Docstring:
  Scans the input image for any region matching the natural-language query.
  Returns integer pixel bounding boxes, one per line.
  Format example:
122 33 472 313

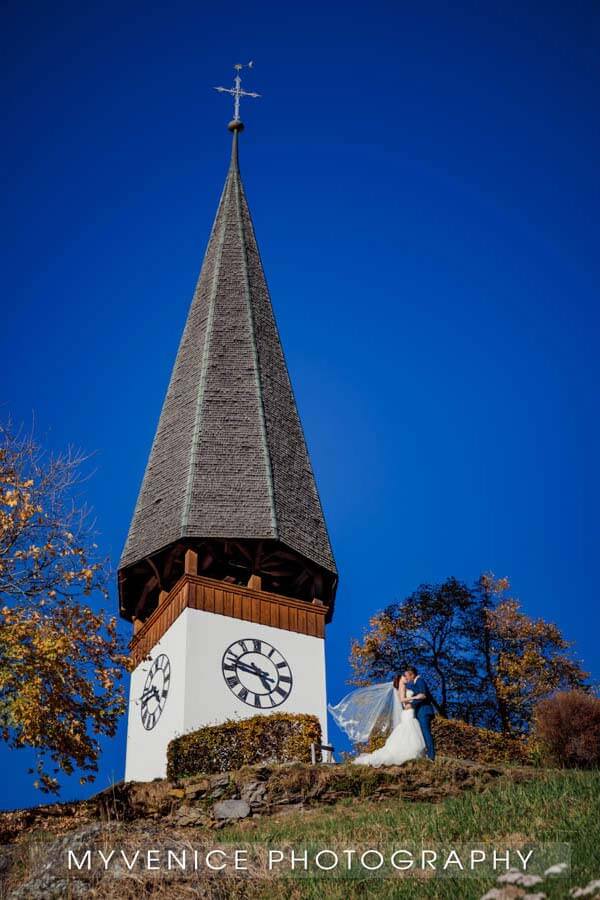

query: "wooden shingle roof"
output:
119 131 336 580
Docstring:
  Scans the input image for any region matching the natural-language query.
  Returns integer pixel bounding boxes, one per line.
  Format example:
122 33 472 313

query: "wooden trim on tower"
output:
129 573 326 666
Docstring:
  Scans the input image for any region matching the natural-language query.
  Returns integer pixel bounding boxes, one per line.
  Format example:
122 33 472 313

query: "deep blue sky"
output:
2 0 599 809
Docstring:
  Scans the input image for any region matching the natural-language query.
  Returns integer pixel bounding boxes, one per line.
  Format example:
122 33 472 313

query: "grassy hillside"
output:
0 763 598 898
218 769 598 899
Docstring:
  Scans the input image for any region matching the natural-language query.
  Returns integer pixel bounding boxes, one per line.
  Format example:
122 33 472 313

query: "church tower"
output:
120 68 337 781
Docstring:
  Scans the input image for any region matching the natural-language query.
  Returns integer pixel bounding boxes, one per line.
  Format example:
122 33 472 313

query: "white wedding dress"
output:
352 689 426 767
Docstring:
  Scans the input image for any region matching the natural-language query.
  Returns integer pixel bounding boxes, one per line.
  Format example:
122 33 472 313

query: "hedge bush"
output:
361 716 530 765
167 713 321 780
532 690 600 768
432 716 530 764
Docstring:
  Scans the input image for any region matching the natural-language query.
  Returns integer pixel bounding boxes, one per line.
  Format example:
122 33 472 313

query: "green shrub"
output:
167 713 321 780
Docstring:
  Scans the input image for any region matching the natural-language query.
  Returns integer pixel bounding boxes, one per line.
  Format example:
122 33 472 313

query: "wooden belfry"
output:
118 77 337 663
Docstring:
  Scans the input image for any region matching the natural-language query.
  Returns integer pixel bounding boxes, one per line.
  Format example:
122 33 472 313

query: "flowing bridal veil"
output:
328 682 426 767
328 682 400 743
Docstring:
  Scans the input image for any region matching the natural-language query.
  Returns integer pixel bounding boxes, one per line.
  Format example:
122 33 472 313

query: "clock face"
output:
140 653 171 731
222 639 293 709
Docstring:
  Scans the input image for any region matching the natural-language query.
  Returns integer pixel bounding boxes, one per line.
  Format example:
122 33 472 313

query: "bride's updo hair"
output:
393 673 402 690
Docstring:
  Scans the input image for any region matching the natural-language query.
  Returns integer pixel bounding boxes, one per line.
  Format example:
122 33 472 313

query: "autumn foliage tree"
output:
351 572 587 735
0 423 129 793
349 578 474 718
464 574 587 733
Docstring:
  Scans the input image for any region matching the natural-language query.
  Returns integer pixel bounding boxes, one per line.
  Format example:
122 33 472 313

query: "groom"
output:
404 665 436 760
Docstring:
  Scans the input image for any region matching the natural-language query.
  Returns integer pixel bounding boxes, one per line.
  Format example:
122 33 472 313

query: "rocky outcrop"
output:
0 757 536 844
0 758 537 897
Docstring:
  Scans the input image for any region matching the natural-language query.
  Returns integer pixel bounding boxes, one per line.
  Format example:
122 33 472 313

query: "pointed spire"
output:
119 117 337 619
229 126 241 172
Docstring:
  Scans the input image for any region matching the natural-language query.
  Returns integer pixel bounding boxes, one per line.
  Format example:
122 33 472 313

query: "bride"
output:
328 674 426 767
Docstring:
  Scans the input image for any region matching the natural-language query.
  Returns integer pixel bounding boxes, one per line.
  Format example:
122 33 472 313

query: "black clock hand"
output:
140 686 160 704
248 661 275 688
234 660 275 683
224 654 274 681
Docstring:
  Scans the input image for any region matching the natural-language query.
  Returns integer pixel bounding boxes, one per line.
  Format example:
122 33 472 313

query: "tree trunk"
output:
482 617 511 733
431 654 448 717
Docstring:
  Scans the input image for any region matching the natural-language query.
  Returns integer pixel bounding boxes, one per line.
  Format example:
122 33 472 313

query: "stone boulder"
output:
212 799 251 820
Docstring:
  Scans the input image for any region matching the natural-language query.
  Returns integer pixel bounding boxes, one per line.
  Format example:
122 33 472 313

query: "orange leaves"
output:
0 600 128 786
0 422 129 794
472 577 588 733
349 572 588 736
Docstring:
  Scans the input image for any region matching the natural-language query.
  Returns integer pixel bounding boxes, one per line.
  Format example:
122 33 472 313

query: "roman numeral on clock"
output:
221 639 293 709
140 653 171 730
142 710 156 729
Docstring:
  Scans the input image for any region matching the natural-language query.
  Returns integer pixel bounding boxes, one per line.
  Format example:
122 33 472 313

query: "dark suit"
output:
407 675 436 760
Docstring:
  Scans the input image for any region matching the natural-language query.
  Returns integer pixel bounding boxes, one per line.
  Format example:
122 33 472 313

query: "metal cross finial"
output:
214 61 261 123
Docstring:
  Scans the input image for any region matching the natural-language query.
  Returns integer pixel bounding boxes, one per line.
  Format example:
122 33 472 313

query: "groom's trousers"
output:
417 710 436 760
